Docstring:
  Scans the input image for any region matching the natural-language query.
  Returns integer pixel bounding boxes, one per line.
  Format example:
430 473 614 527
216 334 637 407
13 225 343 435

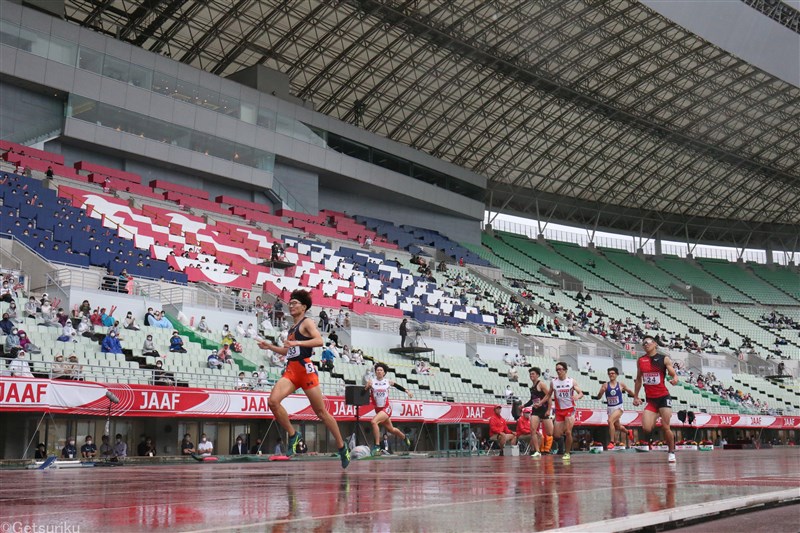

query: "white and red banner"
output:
2 378 799 428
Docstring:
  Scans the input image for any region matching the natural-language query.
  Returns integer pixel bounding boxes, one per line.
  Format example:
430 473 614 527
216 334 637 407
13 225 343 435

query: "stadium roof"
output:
63 0 800 248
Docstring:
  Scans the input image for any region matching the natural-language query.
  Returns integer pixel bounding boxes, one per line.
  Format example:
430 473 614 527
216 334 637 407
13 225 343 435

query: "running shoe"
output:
287 432 301 456
607 443 615 450
627 429 635 442
371 444 381 456
562 453 570 461
404 434 412 448
338 445 351 469
667 452 676 463
531 451 541 458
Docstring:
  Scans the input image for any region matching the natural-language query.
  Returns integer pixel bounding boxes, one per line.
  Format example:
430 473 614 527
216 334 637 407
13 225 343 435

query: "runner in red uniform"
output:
365 363 414 455
536 362 583 461
258 289 350 468
633 335 679 463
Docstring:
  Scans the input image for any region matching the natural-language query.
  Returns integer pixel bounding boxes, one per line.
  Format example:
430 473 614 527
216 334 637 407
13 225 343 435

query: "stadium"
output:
0 0 798 531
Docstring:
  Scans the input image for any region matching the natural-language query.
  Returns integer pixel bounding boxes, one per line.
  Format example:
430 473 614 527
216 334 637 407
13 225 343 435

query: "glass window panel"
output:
47 35 77 66
17 26 49 57
151 71 176 97
240 102 257 125
102 55 129 83
276 114 294 137
0 20 21 48
128 64 152 89
257 108 276 131
218 95 240 117
197 86 219 110
77 46 103 74
173 78 197 103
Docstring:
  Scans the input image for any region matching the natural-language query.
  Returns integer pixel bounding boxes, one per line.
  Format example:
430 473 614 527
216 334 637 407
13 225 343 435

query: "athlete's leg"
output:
304 386 345 448
553 420 565 439
530 416 542 452
659 407 675 452
268 378 299 436
563 417 575 453
378 416 405 440
609 409 623 444
542 419 554 452
371 411 389 445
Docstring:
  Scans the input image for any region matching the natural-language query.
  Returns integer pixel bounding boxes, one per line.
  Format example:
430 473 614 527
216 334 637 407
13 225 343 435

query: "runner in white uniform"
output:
536 362 583 461
366 363 413 455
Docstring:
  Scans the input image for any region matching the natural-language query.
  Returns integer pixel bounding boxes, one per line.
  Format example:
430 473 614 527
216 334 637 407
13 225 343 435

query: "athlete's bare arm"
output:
296 319 324 349
258 340 288 355
593 383 608 401
633 366 643 406
663 356 679 385
621 382 636 397
572 382 584 402
537 382 555 407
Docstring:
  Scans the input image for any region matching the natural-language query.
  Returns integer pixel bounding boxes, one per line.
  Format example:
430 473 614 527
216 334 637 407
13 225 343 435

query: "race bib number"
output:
556 388 571 400
287 345 300 358
304 362 316 374
643 373 661 386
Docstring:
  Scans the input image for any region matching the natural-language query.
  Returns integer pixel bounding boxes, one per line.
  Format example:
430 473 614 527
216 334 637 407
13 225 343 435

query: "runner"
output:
522 366 552 458
535 362 583 461
365 363 414 455
633 335 679 463
593 367 636 449
258 289 350 468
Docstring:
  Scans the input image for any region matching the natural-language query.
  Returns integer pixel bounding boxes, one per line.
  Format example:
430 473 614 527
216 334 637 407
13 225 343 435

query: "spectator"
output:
230 436 248 455
123 312 140 331
153 360 174 386
99 435 113 459
245 323 257 338
274 437 283 455
144 308 156 326
197 316 210 333
57 322 77 343
197 433 213 457
65 354 83 380
505 385 515 403
151 311 172 328
508 365 519 382
142 335 160 358
235 321 246 338
24 296 38 319
81 436 97 459
250 438 264 455
78 316 94 339
51 354 70 379
236 372 253 391
516 408 532 451
100 306 116 327
218 344 233 364
180 434 195 455
0 281 13 303
399 318 408 348
34 443 47 459
61 438 78 459
4 328 20 353
415 360 432 375
350 348 365 365
328 329 339 346
112 434 127 460
6 301 18 322
8 350 33 377
318 309 330 332
169 331 187 353
320 343 336 372
256 365 269 388
474 353 488 368
488 405 517 456
207 351 223 370
101 332 123 354
0 312 14 335
138 436 156 457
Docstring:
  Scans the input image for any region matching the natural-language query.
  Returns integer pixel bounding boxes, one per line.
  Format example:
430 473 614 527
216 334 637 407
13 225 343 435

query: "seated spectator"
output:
245 323 257 338
81 436 97 459
230 436 248 455
138 436 156 457
4 328 20 353
51 354 70 379
17 330 40 354
101 332 123 354
415 360 432 375
516 408 532 450
221 325 234 345
197 316 210 333
65 354 83 380
8 350 33 377
488 405 517 455
123 312 140 331
144 307 156 326
153 360 174 386
235 321 246 338
180 434 194 455
34 443 47 459
328 329 339 346
236 372 253 391
218 344 233 364
61 438 77 459
6 301 18 322
101 268 119 292
504 385 515 403
268 349 284 368
0 280 13 303
256 365 269 388
169 331 187 353
24 296 38 319
340 344 352 363
57 322 77 343
503 352 516 368
0 312 14 335
474 353 488 367
100 306 117 327
508 365 519 382
142 335 160 358
207 351 223 370
99 435 113 459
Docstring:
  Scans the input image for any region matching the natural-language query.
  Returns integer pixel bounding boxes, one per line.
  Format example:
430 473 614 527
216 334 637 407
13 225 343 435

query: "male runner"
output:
633 335 679 463
365 363 414 455
593 367 635 449
522 366 552 457
259 289 350 468
536 362 583 460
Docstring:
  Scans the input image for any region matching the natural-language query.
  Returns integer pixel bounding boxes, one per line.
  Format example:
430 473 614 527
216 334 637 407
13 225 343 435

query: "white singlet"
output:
371 378 391 409
552 377 575 410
